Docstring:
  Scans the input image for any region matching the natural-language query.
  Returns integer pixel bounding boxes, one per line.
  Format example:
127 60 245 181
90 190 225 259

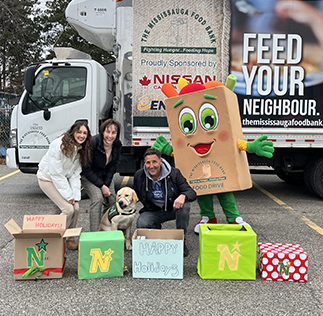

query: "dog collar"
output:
123 209 136 215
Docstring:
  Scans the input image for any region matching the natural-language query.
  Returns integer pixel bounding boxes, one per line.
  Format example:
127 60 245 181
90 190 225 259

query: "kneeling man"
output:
134 148 197 257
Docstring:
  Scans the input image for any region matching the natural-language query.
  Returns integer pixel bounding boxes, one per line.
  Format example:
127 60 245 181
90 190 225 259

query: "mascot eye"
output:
199 103 219 131
179 108 197 135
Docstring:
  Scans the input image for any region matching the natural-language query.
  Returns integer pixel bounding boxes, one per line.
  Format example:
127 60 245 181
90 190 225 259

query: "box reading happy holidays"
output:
197 224 257 280
4 215 81 280
132 229 184 279
78 231 124 280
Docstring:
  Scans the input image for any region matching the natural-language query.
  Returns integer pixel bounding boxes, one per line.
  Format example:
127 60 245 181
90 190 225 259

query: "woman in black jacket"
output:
82 119 122 231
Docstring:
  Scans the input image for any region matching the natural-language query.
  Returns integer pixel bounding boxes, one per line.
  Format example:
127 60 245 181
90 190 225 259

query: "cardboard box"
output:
258 243 308 282
78 231 124 280
132 229 184 279
4 215 81 280
197 224 257 280
164 85 252 195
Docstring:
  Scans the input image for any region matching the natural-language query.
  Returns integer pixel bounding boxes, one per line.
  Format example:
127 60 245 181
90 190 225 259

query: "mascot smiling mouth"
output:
191 141 215 155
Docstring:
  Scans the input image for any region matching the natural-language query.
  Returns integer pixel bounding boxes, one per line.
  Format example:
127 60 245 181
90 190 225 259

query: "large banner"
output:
133 0 323 129
133 0 231 123
230 0 323 129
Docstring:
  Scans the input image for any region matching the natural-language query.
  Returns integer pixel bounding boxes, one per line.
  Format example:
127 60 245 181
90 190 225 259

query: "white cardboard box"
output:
132 229 184 279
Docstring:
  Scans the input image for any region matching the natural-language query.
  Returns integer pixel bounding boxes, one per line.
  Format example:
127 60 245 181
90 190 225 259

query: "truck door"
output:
16 63 92 173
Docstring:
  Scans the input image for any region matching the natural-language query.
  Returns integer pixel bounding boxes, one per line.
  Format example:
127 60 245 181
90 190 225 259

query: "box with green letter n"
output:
197 224 257 280
78 231 124 280
4 215 81 280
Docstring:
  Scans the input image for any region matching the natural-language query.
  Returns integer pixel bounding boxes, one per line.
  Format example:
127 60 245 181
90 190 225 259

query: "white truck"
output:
6 0 323 198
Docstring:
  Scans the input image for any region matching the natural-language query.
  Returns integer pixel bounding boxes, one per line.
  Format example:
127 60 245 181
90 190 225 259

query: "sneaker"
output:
66 239 78 250
194 216 217 234
229 216 250 226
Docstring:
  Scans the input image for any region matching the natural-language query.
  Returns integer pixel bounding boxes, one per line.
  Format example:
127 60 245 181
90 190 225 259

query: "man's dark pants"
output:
136 201 190 240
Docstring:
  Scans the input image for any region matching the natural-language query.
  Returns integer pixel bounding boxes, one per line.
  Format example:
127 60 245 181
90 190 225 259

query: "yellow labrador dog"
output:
99 187 138 250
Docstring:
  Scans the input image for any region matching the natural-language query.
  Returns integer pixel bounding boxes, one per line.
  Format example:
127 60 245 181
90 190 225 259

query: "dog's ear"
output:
132 189 139 204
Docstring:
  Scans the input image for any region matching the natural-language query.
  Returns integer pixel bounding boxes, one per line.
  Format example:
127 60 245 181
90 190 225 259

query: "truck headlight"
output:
9 128 17 147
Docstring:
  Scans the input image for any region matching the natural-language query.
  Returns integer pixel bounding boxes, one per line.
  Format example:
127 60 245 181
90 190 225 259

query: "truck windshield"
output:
23 67 87 114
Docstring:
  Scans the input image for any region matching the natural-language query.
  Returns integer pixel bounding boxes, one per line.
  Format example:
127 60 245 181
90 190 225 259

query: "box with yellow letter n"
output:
197 224 257 280
78 231 124 280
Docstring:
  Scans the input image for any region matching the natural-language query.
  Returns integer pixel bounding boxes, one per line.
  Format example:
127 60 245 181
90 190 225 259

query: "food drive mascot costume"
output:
153 75 274 234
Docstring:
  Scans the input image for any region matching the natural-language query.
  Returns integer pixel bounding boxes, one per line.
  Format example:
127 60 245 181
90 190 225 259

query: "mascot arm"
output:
238 135 275 159
152 135 174 156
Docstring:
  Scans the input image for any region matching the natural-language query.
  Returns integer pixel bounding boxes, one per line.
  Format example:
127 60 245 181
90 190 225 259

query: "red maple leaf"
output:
139 76 151 86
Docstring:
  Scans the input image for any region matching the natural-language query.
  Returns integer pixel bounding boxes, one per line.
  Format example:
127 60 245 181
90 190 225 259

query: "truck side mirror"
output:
43 109 51 121
24 65 38 94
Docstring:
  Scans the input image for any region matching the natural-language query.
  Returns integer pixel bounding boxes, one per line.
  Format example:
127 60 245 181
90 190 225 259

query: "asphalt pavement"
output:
0 164 322 316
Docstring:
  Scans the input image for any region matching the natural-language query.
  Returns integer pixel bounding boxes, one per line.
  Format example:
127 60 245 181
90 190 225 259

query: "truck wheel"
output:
308 157 323 199
275 168 304 185
304 160 316 195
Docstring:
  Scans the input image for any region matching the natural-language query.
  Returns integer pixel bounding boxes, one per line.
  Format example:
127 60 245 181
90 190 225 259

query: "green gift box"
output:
197 224 257 280
78 231 124 280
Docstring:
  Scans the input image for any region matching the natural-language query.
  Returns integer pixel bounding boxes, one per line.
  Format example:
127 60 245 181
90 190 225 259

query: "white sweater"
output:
37 136 82 201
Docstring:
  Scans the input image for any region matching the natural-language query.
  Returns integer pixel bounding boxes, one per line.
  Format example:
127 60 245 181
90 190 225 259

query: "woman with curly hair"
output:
37 120 92 250
82 118 122 231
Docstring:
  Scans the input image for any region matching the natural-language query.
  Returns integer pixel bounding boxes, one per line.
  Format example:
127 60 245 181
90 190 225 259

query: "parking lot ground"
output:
0 166 322 315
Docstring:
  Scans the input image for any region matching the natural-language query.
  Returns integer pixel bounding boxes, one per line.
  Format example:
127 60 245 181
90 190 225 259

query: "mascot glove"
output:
247 135 275 159
152 136 173 156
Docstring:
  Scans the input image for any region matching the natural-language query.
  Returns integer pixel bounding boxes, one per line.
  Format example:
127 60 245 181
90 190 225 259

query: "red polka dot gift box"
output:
258 243 308 282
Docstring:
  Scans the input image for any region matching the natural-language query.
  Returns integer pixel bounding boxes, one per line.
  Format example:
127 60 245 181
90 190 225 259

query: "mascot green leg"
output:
195 192 247 233
195 194 217 234
197 194 216 219
197 192 241 223
216 192 241 223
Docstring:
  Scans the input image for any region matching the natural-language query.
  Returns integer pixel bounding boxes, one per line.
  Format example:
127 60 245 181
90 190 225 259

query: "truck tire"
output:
308 157 323 199
304 160 316 195
275 168 304 186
